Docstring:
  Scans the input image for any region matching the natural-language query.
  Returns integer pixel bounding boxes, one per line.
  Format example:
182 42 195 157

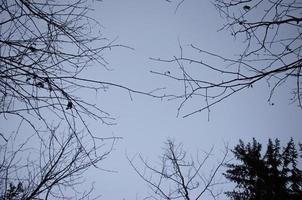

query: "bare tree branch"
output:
155 0 302 118
0 0 166 198
0 127 115 199
128 139 229 200
0 0 167 141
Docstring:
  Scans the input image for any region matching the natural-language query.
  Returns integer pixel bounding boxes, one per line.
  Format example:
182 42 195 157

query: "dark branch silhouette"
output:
0 0 166 139
0 0 166 198
0 128 116 199
155 0 302 118
128 139 228 200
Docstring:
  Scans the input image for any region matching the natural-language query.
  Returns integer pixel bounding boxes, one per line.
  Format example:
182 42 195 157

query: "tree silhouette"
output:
0 130 115 199
0 0 163 198
0 0 163 138
155 0 302 118
128 139 228 200
224 138 302 200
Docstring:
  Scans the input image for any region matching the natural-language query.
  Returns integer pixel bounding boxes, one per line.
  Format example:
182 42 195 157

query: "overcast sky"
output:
76 0 302 199
1 0 301 199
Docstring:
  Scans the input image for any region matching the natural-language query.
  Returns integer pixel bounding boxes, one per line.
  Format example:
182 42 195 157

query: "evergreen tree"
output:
224 138 302 200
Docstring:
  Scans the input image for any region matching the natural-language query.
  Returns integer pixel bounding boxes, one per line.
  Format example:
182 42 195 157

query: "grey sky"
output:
1 0 301 199
79 0 302 199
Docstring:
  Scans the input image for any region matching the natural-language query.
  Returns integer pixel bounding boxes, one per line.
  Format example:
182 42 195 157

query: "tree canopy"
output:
224 138 302 200
0 0 159 198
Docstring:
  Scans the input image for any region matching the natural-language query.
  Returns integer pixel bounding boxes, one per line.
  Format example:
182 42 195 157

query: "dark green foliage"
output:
224 138 302 200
